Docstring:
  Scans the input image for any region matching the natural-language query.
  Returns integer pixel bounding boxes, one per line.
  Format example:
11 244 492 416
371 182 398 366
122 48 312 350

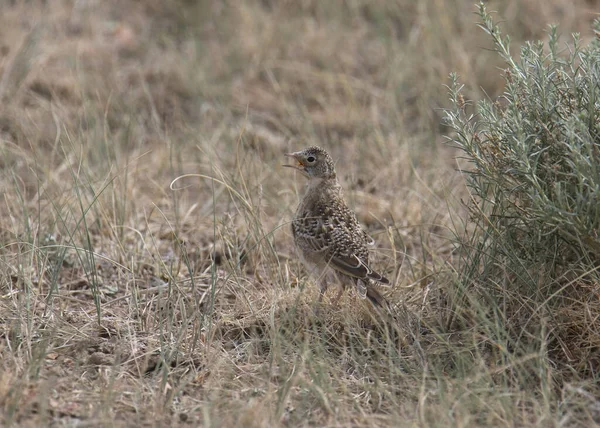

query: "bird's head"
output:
283 146 336 180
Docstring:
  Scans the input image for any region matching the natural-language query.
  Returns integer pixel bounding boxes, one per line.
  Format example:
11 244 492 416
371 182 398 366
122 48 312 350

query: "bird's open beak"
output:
283 152 307 174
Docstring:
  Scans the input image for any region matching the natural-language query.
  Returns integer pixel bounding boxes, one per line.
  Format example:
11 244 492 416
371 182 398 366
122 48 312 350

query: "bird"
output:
284 145 391 308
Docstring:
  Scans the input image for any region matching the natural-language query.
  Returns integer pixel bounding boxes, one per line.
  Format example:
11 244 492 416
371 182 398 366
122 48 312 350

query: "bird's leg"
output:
318 280 328 304
333 284 345 307
311 280 327 317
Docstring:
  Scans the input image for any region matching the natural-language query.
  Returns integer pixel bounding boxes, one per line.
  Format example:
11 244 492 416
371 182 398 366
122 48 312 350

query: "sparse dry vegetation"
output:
1 0 598 426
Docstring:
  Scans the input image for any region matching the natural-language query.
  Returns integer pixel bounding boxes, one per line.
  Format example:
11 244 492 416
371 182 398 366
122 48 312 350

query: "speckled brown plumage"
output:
284 146 390 307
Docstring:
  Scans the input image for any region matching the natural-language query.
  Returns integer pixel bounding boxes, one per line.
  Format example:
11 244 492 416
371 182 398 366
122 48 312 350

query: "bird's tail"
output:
365 286 389 309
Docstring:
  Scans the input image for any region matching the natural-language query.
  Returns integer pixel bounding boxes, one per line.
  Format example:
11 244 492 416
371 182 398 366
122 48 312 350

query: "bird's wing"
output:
328 210 390 285
328 252 390 285
361 229 375 246
293 202 390 285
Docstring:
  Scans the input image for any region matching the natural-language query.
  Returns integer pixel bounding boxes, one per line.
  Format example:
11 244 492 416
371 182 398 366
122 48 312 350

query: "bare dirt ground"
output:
0 1 597 426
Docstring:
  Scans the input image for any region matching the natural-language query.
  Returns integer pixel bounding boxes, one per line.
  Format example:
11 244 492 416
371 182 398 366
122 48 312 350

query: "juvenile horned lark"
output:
284 146 390 307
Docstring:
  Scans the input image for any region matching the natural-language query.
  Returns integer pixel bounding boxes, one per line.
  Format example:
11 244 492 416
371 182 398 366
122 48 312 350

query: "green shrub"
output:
447 4 600 268
444 3 600 380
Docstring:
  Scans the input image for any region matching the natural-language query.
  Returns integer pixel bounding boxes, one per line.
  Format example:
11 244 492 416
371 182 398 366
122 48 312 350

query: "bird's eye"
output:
307 156 316 163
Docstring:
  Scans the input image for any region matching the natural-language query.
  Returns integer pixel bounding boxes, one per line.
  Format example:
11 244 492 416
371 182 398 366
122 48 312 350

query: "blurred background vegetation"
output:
1 0 599 426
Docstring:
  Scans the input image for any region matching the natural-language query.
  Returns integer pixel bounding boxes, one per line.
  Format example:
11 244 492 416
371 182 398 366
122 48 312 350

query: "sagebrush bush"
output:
447 4 600 269
444 3 600 379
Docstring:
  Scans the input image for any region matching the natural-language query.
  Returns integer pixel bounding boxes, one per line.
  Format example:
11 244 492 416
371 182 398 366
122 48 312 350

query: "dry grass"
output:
0 0 598 426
